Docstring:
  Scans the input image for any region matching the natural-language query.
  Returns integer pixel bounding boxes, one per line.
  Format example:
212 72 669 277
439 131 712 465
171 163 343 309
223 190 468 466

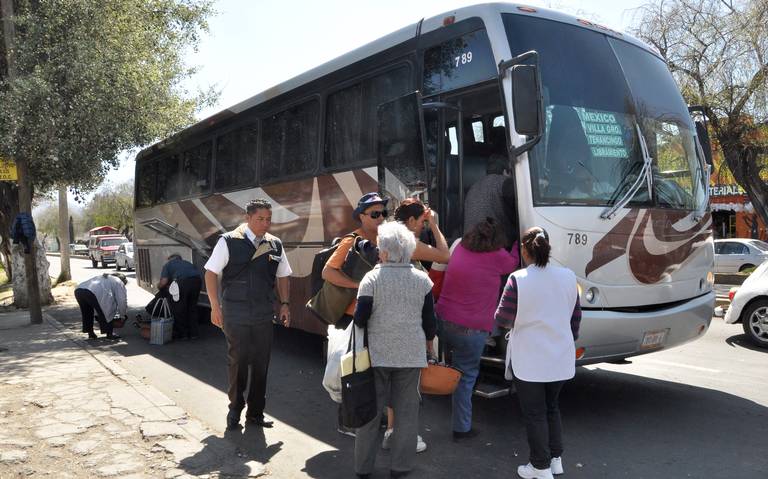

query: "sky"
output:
99 0 647 192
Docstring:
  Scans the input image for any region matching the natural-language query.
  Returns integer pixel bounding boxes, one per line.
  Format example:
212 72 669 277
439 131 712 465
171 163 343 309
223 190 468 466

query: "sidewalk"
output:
0 311 266 478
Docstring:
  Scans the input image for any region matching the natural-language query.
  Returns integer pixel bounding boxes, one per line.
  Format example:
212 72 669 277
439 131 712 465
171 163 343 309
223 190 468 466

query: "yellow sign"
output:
0 158 18 181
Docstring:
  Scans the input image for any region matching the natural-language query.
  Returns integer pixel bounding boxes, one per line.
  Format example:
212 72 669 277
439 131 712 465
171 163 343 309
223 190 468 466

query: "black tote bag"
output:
340 325 377 428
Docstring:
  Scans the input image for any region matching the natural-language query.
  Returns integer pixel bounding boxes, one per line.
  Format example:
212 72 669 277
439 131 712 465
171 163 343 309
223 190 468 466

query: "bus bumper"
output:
576 291 715 365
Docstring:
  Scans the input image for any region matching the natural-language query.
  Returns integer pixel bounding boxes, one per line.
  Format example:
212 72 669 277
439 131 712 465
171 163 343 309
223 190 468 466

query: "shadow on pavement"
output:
724 333 768 353
42 303 768 478
178 426 282 477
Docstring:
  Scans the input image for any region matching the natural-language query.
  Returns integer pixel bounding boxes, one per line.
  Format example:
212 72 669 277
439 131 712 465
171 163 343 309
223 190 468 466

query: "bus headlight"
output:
585 287 598 304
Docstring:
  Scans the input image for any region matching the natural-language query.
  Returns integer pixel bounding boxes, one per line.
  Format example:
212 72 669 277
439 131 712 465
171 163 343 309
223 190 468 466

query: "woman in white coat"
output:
495 227 581 479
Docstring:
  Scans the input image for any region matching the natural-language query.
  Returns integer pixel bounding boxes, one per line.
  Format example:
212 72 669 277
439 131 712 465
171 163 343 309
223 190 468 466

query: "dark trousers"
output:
514 376 566 470
74 288 112 336
223 320 274 419
171 277 202 338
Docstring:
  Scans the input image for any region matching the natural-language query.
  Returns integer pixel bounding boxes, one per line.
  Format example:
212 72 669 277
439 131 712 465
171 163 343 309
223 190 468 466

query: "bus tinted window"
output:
261 100 319 180
156 156 179 203
422 29 496 95
325 83 363 168
136 160 156 208
325 65 411 169
215 124 258 189
180 141 211 197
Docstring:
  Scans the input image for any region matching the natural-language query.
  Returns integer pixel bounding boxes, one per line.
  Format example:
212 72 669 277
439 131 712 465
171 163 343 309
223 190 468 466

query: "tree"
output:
0 0 216 308
82 181 135 239
632 0 768 225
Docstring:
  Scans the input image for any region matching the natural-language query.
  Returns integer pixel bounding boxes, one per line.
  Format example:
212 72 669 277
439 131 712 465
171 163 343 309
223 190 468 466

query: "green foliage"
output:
33 202 60 237
82 180 134 234
0 0 217 195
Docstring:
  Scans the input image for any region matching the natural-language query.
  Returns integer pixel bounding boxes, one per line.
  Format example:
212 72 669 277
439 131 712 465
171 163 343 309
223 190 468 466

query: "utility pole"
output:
2 0 43 324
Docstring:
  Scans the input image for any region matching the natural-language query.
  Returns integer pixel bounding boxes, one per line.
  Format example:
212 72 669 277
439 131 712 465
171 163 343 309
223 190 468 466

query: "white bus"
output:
134 3 714 372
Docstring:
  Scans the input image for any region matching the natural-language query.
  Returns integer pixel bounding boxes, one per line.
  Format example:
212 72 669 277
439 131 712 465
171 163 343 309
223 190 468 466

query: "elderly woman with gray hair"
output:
353 221 437 479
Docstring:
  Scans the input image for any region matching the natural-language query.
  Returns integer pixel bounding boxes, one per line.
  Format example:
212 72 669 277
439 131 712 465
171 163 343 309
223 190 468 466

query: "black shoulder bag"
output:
340 325 377 428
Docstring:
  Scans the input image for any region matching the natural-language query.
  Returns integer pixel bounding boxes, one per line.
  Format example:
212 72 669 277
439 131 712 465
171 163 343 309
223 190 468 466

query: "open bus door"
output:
376 92 430 205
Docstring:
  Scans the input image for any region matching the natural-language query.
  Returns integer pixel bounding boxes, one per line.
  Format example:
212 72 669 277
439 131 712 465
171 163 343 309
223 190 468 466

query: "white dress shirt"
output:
204 226 292 278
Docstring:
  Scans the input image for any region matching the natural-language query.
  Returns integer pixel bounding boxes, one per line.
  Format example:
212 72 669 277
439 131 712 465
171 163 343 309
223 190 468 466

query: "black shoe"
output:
105 334 121 341
226 410 242 430
87 332 98 339
391 470 410 478
246 416 274 428
452 428 479 441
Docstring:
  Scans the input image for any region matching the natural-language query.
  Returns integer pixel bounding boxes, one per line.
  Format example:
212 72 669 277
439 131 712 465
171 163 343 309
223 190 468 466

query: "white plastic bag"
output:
169 280 180 302
322 322 366 403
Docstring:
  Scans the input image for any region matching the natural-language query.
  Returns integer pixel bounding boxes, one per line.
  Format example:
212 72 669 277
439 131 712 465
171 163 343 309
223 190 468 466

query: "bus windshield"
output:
503 14 706 211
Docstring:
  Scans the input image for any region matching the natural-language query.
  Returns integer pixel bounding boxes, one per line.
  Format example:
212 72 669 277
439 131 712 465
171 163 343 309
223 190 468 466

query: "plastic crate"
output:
149 318 173 345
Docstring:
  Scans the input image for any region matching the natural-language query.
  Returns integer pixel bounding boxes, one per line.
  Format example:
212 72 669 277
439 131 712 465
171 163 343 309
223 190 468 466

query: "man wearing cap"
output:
322 192 388 331
204 199 292 430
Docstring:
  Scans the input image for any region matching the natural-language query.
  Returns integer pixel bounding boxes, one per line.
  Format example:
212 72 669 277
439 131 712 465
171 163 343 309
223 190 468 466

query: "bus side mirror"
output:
499 50 544 158
511 65 542 137
694 120 713 170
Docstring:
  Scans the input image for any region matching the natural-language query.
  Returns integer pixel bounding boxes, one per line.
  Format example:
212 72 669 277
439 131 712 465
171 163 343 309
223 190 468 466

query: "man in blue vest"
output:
204 199 292 430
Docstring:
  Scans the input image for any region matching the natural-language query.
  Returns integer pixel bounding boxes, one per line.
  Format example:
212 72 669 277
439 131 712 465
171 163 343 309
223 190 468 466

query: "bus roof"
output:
137 2 654 160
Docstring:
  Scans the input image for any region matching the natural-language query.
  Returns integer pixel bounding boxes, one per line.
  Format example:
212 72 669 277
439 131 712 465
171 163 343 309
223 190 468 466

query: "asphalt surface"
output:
46 255 768 478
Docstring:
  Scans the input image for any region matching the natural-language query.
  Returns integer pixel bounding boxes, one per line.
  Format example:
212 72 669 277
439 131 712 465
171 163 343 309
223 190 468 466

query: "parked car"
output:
723 261 768 348
88 235 128 268
69 243 88 256
114 242 134 271
713 238 768 273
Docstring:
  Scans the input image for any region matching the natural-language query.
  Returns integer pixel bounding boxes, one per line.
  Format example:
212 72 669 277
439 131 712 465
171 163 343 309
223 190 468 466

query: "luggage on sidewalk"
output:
149 297 174 345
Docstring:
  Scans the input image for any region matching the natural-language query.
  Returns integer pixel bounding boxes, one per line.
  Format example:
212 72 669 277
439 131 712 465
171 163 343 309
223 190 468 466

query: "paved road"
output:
45 255 768 478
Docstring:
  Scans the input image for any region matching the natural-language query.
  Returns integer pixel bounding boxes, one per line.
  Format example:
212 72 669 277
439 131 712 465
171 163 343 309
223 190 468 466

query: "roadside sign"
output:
0 158 18 181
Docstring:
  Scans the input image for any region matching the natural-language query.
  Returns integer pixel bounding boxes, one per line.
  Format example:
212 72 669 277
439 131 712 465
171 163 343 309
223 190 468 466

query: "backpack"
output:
309 233 356 296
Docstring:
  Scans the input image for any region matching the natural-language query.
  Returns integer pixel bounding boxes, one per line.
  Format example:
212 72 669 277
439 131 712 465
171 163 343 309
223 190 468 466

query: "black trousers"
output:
74 288 112 336
514 376 566 470
223 320 274 419
170 277 202 338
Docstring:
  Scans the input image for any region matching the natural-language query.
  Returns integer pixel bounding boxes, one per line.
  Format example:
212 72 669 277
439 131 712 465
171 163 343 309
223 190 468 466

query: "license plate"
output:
640 329 668 350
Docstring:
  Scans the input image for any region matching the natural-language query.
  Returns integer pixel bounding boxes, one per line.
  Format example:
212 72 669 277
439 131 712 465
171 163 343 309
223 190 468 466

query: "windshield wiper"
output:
601 122 654 219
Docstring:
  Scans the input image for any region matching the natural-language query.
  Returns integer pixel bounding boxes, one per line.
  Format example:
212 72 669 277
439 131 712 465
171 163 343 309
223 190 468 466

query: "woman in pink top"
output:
436 218 519 439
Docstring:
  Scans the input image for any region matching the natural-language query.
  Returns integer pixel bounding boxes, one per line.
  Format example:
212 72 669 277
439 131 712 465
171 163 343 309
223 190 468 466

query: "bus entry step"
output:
473 381 512 399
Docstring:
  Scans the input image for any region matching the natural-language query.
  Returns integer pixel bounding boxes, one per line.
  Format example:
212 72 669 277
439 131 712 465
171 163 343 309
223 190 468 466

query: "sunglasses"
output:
363 210 388 219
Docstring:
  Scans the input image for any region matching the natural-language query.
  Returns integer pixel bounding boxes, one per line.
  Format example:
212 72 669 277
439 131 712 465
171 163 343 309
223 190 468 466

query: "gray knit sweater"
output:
357 264 433 368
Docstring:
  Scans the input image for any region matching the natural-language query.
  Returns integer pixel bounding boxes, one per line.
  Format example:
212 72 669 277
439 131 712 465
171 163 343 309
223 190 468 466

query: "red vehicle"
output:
88 234 128 268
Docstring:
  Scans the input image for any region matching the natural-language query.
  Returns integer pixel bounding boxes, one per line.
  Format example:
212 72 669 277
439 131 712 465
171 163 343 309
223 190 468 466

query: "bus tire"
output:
741 298 768 349
101 260 108 269
739 264 755 273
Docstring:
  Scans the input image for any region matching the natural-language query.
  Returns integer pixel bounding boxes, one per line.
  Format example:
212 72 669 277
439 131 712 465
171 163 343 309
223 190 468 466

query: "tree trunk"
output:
11 239 53 307
57 185 71 282
722 143 768 231
69 215 75 245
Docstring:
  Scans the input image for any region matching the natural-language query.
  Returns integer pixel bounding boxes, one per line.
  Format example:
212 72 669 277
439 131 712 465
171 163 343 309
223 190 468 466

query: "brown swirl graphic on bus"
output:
585 209 712 284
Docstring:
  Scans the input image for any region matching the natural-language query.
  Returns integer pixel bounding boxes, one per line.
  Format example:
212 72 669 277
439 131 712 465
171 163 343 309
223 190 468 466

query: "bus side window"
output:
215 123 258 190
180 141 212 197
261 99 319 180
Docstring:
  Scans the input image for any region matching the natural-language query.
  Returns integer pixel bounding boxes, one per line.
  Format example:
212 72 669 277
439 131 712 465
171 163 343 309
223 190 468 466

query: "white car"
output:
114 242 134 271
713 238 768 273
723 261 768 348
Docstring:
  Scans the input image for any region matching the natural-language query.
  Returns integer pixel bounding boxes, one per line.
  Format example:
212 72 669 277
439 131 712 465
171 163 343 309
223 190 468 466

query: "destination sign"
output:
575 108 628 159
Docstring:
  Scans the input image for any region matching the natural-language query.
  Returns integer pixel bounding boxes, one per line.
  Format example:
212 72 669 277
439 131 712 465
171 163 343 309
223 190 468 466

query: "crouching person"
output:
75 273 128 341
354 222 436 479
